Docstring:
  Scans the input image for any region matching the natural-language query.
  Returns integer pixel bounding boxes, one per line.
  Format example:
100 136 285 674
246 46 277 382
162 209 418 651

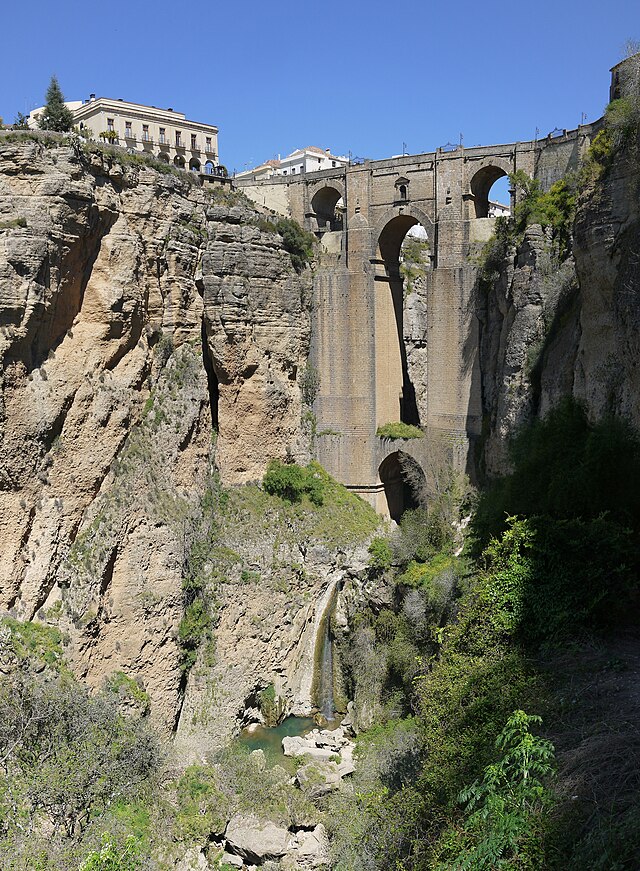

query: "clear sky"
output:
1 0 638 175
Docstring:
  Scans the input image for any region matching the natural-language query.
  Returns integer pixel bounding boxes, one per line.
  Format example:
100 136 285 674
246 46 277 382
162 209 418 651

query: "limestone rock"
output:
0 139 312 739
224 815 291 863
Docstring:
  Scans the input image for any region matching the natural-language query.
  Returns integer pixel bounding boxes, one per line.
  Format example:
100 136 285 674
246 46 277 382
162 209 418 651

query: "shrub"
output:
262 460 324 505
433 710 555 869
178 600 211 672
273 217 316 272
368 536 393 571
376 422 424 439
0 669 158 838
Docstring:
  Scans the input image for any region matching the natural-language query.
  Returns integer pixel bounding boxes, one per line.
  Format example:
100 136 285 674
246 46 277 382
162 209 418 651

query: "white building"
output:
29 95 220 174
236 146 348 179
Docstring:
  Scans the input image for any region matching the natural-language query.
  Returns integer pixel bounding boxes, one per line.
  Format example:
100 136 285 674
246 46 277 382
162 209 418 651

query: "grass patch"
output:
376 422 424 439
0 217 27 230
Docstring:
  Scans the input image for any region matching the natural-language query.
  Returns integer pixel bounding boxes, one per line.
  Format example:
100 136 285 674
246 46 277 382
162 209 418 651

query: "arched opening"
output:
470 166 511 218
376 215 427 427
204 160 214 175
378 451 425 522
173 155 185 168
189 157 201 172
157 151 170 163
311 186 344 232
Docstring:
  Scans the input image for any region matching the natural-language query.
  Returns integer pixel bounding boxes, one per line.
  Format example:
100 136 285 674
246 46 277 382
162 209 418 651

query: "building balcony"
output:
190 144 201 152
158 138 169 147
141 137 154 145
174 141 186 149
205 145 216 154
125 132 136 141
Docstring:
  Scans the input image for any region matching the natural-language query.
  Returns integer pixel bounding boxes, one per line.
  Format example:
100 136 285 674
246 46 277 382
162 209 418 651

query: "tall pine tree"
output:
38 76 74 132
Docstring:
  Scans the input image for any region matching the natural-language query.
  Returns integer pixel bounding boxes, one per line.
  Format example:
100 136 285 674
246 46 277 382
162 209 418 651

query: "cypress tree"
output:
38 76 74 132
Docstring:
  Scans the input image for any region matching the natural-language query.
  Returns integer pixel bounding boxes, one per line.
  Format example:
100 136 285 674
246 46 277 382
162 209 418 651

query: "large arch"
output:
189 157 201 172
173 154 185 168
469 163 512 218
374 213 430 428
310 185 344 232
378 451 425 522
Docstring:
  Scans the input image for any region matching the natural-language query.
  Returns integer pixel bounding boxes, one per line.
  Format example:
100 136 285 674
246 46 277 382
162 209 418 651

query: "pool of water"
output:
238 716 316 769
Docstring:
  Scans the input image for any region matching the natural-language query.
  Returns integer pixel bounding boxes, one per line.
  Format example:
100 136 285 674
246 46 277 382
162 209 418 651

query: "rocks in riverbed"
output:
221 817 329 869
225 815 291 863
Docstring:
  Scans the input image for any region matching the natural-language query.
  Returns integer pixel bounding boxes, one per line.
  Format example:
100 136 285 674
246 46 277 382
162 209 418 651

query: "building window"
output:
107 118 114 131
159 127 166 144
125 122 132 138
175 131 182 146
206 136 212 151
332 161 336 167
142 124 149 142
191 134 197 149
291 167 295 174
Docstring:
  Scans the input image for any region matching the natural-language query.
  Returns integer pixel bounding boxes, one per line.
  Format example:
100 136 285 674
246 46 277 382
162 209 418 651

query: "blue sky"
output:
1 0 638 175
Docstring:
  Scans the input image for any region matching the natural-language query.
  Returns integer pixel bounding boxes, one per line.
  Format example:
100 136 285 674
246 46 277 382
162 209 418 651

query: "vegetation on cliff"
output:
328 399 640 870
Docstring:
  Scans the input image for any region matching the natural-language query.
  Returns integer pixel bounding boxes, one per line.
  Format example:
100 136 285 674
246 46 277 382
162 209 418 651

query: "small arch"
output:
378 451 425 522
311 186 344 232
204 160 214 175
173 154 185 168
157 151 170 163
189 158 201 172
470 165 510 218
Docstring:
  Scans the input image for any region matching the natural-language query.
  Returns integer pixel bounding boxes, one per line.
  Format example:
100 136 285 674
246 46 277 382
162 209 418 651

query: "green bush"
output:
178 599 211 672
433 710 556 869
273 217 316 272
376 422 424 439
262 460 324 505
368 536 393 571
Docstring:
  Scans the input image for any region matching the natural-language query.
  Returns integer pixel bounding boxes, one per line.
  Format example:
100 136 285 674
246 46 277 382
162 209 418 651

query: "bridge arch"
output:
468 157 515 218
310 185 344 232
378 450 426 522
373 209 433 428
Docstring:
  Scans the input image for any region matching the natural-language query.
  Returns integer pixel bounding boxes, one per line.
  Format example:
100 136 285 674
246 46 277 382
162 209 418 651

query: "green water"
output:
238 716 316 769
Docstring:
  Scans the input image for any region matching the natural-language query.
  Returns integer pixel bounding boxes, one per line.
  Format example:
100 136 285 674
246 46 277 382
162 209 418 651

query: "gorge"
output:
1 49 640 871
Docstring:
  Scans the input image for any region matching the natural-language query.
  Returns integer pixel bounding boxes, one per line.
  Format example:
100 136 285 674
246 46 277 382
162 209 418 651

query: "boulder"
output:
282 824 330 869
225 814 291 863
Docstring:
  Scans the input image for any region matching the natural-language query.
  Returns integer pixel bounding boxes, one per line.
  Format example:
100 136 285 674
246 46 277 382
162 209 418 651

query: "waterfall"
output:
317 605 335 719
312 584 338 721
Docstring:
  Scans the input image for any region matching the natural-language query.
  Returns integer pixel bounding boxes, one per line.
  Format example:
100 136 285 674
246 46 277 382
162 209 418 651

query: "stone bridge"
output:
238 127 595 517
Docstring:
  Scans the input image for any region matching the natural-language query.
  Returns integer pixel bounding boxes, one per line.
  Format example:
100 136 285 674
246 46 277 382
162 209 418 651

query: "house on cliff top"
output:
29 95 220 174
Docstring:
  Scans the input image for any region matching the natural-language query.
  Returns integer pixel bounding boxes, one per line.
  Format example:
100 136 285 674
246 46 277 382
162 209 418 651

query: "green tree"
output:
12 112 30 130
38 76 74 132
436 710 555 869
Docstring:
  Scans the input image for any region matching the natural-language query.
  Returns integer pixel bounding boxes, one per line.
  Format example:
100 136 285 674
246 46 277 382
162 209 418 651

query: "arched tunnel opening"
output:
378 450 426 522
311 186 344 232
376 215 427 427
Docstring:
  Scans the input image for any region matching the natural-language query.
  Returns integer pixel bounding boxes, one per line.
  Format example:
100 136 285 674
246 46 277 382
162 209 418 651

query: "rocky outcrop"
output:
0 137 312 733
478 132 640 475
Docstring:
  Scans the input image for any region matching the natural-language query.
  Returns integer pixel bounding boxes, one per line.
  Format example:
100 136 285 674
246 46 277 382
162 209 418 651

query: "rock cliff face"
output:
0 138 312 733
478 133 640 475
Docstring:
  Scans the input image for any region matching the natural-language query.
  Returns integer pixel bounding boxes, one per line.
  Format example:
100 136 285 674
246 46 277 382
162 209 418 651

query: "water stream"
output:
312 583 339 721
